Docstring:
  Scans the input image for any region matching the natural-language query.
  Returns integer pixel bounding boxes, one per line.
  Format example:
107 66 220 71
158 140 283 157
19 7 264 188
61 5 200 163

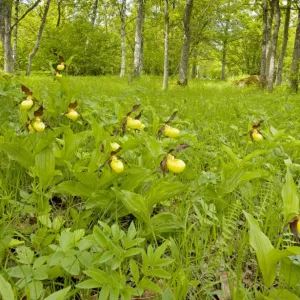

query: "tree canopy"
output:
0 0 300 90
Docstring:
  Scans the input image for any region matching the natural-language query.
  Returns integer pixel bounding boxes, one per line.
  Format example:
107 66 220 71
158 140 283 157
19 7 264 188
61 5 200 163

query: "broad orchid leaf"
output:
0 275 14 300
282 169 299 223
244 211 292 287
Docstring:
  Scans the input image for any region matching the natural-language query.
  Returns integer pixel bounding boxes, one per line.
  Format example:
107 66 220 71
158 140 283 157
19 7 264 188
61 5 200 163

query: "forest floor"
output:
1 75 300 299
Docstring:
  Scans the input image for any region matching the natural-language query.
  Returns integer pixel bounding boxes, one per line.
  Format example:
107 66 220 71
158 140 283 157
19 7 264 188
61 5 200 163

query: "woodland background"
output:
0 0 300 92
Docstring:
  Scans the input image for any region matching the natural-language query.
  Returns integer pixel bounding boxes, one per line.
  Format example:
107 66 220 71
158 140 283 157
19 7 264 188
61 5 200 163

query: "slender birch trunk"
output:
260 0 268 86
289 7 300 92
162 0 169 89
275 0 291 85
267 0 280 92
221 40 227 81
133 0 144 77
120 0 126 77
178 0 193 86
0 0 14 73
26 0 51 76
91 0 99 26
221 19 229 81
266 1 274 75
13 0 19 71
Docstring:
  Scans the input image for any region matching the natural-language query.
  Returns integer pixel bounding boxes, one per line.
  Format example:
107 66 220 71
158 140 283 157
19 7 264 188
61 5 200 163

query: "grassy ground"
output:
1 75 300 299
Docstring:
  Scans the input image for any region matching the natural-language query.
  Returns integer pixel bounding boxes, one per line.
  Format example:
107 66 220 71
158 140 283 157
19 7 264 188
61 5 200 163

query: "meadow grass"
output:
1 75 300 299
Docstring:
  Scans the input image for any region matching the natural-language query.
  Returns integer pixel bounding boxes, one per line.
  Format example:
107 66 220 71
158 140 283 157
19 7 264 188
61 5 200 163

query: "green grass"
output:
1 74 300 299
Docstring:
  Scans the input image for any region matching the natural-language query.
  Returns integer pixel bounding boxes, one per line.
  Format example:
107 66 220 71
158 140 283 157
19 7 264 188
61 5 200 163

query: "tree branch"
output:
56 0 63 27
11 0 42 31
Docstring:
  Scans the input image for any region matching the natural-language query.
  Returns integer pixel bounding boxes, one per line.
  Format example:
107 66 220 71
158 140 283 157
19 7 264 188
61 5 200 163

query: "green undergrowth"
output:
1 74 300 299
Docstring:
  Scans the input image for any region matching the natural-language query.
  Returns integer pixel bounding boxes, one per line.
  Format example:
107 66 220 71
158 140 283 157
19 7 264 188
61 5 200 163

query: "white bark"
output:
162 0 169 89
133 0 144 77
91 0 99 26
265 1 274 77
290 7 300 92
221 20 229 81
260 0 268 84
0 0 14 73
13 0 19 70
267 0 280 92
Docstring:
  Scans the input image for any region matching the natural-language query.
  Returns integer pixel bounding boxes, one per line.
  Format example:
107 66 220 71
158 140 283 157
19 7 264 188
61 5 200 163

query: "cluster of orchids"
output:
19 85 83 133
108 105 188 175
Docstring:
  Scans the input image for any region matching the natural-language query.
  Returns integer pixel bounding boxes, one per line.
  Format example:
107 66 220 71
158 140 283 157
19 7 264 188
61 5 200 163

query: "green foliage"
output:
3 0 293 80
0 274 14 300
44 286 71 300
244 211 288 288
2 75 300 299
282 168 299 223
244 211 300 298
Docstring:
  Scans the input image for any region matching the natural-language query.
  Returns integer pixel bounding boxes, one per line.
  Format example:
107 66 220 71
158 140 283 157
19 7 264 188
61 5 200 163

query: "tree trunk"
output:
133 0 144 77
56 0 63 27
162 0 169 89
178 0 193 86
0 0 14 73
289 8 300 92
120 0 126 77
91 0 99 27
10 0 42 31
221 19 229 81
13 0 19 71
275 0 291 85
190 47 198 79
266 1 274 76
267 0 280 92
221 40 227 80
260 0 268 85
26 0 51 76
191 61 197 78
85 0 98 51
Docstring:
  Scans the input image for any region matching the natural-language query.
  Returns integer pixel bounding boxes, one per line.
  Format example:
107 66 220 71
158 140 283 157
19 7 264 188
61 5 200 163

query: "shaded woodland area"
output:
1 0 300 91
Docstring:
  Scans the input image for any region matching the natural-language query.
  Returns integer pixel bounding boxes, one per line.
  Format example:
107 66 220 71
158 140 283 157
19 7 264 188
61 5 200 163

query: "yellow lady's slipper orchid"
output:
297 219 300 234
66 109 79 121
20 99 34 110
110 156 124 173
110 142 120 151
164 125 180 138
252 129 264 141
127 117 143 130
248 120 265 141
57 64 65 71
166 154 185 173
33 117 46 132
